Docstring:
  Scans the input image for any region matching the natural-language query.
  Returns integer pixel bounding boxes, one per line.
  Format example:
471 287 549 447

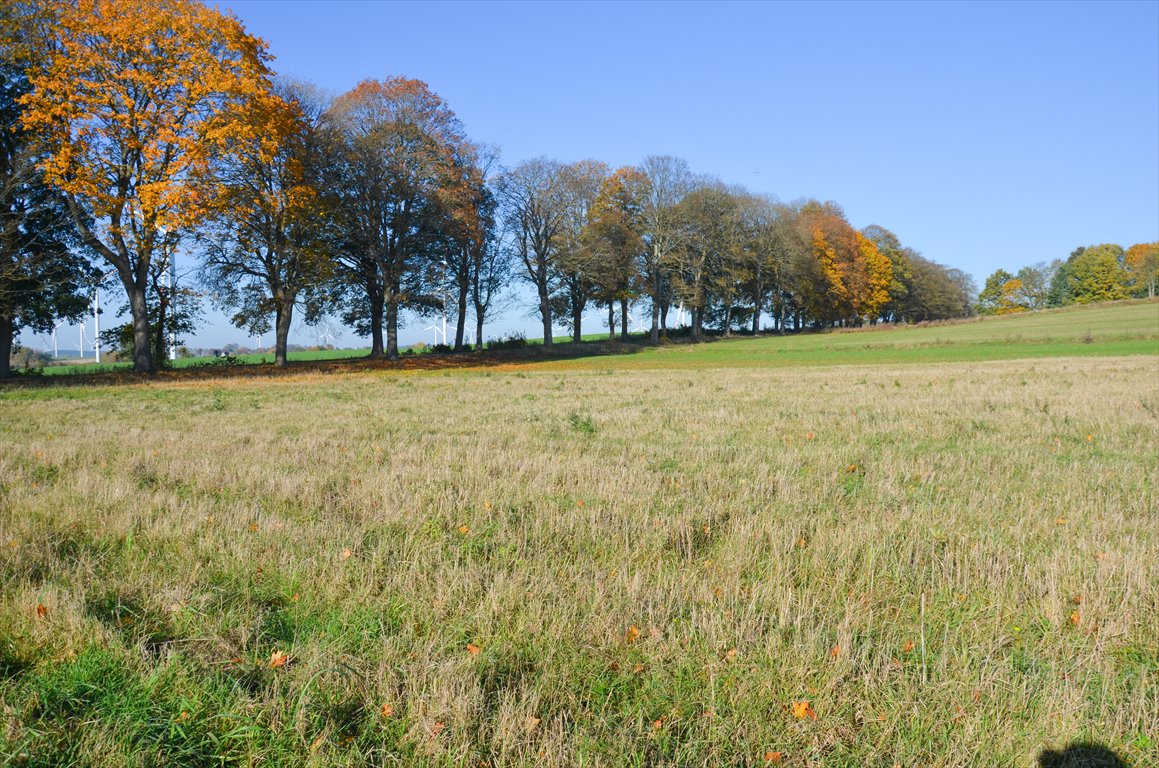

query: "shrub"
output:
487 333 527 351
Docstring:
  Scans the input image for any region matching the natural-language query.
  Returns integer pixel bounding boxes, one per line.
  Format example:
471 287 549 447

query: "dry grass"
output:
1 351 1156 766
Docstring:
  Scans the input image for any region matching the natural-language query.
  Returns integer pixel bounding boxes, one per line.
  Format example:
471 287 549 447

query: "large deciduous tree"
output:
496 158 567 348
638 155 694 341
1125 242 1158 298
551 159 607 343
201 81 335 366
1067 244 1129 304
0 2 94 378
860 224 910 323
899 252 975 322
976 269 1018 314
436 144 499 350
671 183 736 339
794 201 859 326
19 0 274 373
586 166 646 340
326 77 469 358
1013 262 1053 310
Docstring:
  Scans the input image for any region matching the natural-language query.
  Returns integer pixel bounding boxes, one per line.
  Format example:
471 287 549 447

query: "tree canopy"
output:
14 0 1152 376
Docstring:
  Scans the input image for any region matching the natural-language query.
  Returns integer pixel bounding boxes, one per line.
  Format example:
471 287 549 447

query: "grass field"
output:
1 301 1156 766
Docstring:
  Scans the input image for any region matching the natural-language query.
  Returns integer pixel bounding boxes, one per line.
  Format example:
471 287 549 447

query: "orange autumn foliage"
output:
19 0 275 372
791 700 816 720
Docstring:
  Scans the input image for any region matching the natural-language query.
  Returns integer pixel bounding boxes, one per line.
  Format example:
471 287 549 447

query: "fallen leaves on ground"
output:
791 700 816 720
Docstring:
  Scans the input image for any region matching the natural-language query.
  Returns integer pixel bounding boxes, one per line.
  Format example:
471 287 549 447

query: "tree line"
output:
2 0 1092 378
975 243 1158 315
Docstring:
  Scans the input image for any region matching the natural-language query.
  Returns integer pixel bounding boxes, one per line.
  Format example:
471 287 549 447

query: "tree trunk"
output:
152 296 167 367
723 305 732 338
475 311 485 352
539 287 552 349
649 273 660 342
368 288 384 358
455 282 468 350
386 299 399 358
608 304 615 340
660 303 668 336
0 315 12 379
274 298 293 367
65 197 152 373
620 299 629 340
572 301 582 344
690 307 700 340
128 281 154 373
751 295 761 335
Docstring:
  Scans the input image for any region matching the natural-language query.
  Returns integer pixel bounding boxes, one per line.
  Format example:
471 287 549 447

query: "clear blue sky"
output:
34 0 1159 352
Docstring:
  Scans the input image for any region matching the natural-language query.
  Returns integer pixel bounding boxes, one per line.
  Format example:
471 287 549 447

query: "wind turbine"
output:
51 320 65 358
578 308 600 339
630 312 648 334
92 283 102 363
155 225 176 361
422 319 447 346
315 317 341 348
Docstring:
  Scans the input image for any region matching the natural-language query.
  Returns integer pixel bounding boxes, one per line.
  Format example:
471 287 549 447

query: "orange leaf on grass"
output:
903 640 915 653
626 625 640 643
35 603 47 620
764 751 784 763
380 702 394 718
467 643 482 656
830 644 841 659
341 547 352 560
458 525 470 534
269 650 289 668
791 700 816 720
